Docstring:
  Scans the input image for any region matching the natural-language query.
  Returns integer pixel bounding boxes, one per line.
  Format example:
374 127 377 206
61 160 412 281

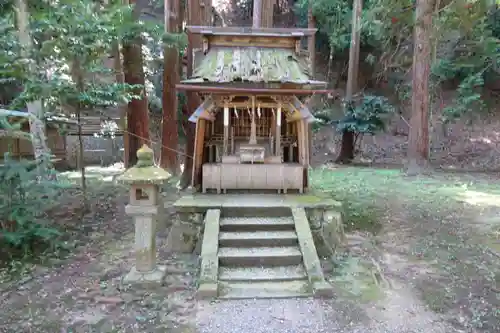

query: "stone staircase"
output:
198 207 333 299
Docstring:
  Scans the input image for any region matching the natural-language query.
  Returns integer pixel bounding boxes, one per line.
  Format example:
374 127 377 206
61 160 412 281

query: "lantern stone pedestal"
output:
117 144 171 285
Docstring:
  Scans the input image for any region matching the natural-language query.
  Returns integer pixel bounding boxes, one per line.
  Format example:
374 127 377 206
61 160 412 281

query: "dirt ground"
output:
0 166 499 332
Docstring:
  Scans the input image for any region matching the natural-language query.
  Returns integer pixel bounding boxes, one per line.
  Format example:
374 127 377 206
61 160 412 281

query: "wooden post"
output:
302 120 309 167
191 119 206 188
275 103 281 158
250 96 257 144
230 126 234 154
223 103 229 155
252 0 262 28
261 0 274 28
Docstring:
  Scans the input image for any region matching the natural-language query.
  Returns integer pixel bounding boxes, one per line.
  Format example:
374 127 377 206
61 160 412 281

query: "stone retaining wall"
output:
168 196 346 259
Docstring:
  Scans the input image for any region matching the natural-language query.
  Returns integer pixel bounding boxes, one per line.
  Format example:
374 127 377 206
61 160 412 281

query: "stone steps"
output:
219 265 307 282
197 207 334 299
217 213 311 299
219 246 303 266
219 280 311 299
219 216 295 232
219 230 298 247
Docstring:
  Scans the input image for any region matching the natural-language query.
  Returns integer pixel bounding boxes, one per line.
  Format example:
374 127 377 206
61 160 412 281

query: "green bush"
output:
0 155 65 256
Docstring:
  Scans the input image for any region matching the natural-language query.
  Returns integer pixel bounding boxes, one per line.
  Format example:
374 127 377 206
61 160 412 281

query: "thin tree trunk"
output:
112 43 128 167
336 0 362 164
122 0 150 167
307 1 315 166
160 0 180 174
71 58 89 211
405 0 432 174
307 2 315 75
14 0 50 163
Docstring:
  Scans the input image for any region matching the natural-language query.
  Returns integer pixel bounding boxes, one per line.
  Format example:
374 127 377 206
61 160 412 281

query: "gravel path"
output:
196 285 454 333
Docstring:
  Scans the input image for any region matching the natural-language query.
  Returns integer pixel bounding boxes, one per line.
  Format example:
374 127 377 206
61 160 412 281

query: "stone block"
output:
306 208 323 229
322 209 346 250
313 281 334 298
178 212 204 225
199 255 218 284
122 265 167 285
197 283 218 299
165 221 201 253
193 223 205 255
311 229 335 259
307 206 346 259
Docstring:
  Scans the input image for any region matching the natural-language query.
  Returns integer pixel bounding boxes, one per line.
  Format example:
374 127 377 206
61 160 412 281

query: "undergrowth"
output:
0 156 73 283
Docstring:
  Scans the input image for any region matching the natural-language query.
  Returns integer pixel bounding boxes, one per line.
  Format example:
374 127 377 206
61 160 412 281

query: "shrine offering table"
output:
202 163 303 193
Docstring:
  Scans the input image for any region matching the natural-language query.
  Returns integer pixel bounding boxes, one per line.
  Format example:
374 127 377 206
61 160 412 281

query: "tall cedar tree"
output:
405 0 432 174
179 0 212 188
123 0 150 167
336 0 362 164
160 0 180 174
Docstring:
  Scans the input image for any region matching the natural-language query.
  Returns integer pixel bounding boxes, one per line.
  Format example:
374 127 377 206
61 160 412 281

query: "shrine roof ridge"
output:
186 26 318 37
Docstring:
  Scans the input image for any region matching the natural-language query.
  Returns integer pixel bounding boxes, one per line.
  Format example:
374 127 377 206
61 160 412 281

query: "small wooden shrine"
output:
177 26 331 194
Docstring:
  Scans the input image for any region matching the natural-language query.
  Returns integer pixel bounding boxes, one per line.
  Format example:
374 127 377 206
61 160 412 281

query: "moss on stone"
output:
117 144 171 185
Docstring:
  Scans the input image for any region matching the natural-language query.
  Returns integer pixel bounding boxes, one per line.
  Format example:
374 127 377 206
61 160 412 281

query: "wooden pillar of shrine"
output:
275 103 281 157
223 102 229 155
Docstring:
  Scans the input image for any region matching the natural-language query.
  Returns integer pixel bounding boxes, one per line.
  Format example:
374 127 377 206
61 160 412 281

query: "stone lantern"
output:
117 144 171 284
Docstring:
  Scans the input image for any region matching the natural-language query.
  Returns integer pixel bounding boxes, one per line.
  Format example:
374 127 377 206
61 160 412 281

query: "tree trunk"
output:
307 1 315 166
336 0 362 164
307 2 315 75
122 0 150 167
336 130 355 163
70 58 89 210
179 0 211 189
160 0 180 174
111 43 128 167
14 0 50 163
405 0 432 175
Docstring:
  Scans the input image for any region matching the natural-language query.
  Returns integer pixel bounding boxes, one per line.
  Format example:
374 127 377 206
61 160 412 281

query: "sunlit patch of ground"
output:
59 163 126 184
310 166 500 332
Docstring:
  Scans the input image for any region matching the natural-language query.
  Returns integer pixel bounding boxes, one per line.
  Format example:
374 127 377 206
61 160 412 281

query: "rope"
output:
121 130 194 160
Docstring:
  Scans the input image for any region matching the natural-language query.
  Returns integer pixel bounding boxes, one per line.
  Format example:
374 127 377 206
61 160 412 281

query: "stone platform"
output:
169 193 346 260
173 193 342 212
168 193 346 299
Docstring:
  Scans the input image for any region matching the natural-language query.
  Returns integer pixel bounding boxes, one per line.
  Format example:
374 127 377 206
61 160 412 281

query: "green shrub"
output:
0 156 66 257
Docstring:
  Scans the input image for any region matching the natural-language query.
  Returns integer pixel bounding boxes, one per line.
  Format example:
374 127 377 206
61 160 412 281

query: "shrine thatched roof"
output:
181 47 326 86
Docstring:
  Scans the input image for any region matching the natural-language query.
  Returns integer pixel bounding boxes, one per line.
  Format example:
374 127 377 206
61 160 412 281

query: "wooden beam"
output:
192 119 206 188
188 97 215 122
186 26 318 36
207 35 296 49
176 84 334 95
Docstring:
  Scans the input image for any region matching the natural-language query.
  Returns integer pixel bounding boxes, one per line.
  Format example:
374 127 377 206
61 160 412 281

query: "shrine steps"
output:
197 206 333 300
218 212 311 299
218 207 311 299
